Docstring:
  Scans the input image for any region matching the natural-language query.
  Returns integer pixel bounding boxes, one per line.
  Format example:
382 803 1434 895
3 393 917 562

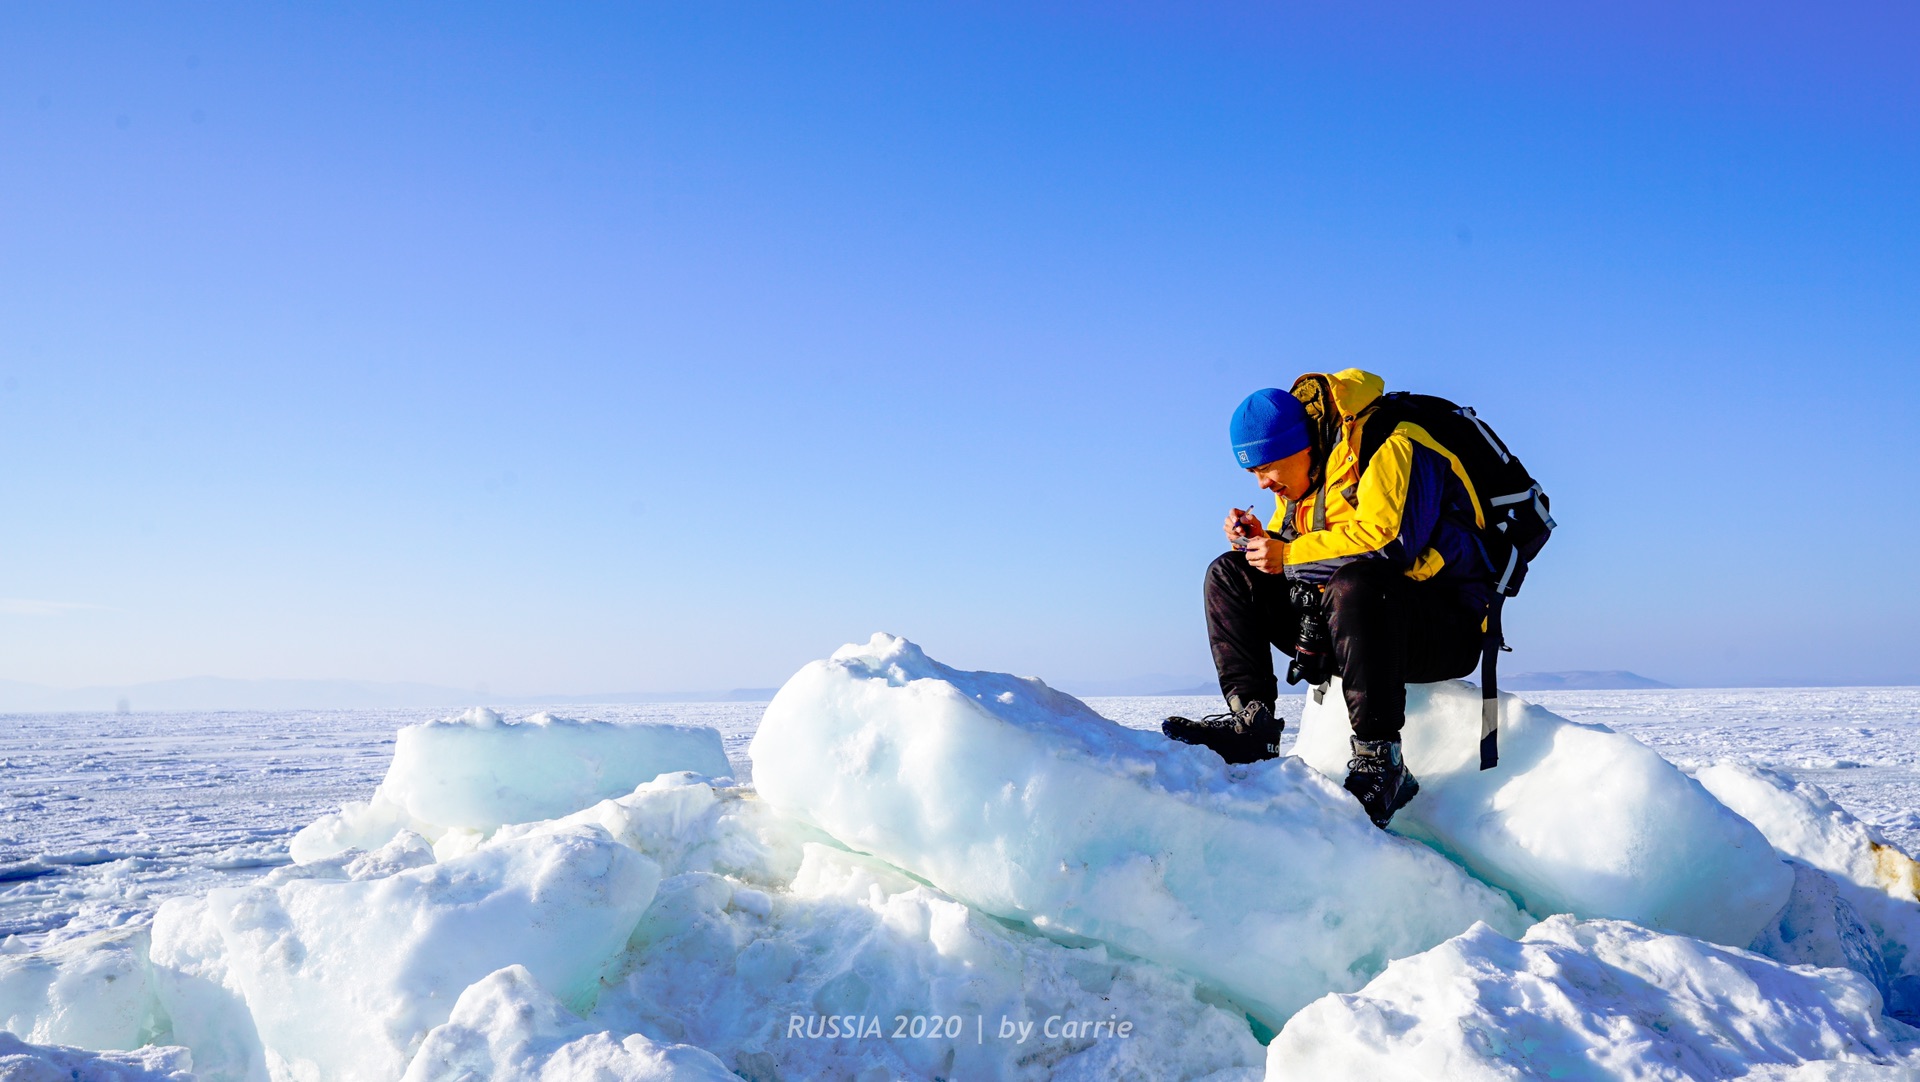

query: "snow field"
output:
5 637 1920 1080
1295 677 1794 946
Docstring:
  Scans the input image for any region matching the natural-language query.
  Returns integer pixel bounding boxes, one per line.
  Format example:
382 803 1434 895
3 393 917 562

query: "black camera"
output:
1285 579 1334 687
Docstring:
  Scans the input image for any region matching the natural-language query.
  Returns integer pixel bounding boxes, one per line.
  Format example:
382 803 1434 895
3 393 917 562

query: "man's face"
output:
1250 447 1313 500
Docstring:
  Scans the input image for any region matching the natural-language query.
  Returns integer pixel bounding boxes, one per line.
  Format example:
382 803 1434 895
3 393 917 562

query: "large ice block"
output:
591 844 1269 1082
290 708 730 861
0 928 155 1052
748 634 1528 1026
1295 678 1792 946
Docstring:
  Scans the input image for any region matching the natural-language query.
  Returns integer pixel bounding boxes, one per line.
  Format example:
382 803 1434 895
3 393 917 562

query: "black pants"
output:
1204 553 1488 741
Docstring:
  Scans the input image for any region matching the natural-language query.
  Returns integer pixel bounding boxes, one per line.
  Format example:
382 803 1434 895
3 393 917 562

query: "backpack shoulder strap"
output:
1352 392 1408 474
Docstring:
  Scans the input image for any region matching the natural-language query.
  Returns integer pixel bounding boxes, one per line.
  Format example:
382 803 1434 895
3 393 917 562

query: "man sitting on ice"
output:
1164 370 1494 829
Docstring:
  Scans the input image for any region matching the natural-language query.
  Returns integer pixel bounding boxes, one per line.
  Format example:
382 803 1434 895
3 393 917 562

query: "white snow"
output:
0 926 157 1051
749 633 1529 1027
1751 862 1897 1009
13 688 1898 954
470 774 1272 1079
589 840 1269 1081
289 708 731 862
1267 915 1920 1081
6 643 1920 1082
0 1031 194 1081
1698 761 1920 1019
0 700 766 948
401 965 735 1082
1520 687 1920 854
1295 677 1794 946
149 825 661 1082
480 772 822 888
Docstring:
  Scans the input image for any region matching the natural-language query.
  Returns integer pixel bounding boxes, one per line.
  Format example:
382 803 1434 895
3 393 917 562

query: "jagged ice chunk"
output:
1295 678 1792 946
748 634 1528 1027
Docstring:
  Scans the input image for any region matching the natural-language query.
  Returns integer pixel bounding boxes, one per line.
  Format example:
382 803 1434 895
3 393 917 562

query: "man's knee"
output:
1323 561 1395 616
1205 550 1253 598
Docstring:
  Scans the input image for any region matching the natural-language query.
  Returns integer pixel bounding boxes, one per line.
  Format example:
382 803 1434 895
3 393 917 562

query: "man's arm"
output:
1282 429 1453 584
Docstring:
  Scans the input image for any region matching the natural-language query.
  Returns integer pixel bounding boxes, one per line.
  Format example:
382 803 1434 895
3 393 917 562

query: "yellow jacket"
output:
1268 369 1493 589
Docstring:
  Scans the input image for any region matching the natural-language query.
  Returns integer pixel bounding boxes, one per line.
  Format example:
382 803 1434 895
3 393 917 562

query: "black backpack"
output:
1353 391 1555 770
1354 392 1554 598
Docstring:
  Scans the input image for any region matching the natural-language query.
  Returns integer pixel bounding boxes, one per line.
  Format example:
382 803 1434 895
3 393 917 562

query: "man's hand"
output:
1221 507 1263 545
1224 507 1283 573
1244 531 1285 574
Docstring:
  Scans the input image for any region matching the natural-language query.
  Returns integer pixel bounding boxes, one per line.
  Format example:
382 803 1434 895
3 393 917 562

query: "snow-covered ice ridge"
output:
3 635 1920 1080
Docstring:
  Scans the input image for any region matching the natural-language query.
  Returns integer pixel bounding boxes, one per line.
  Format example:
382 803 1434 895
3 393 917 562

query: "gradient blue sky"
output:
2 2 1915 694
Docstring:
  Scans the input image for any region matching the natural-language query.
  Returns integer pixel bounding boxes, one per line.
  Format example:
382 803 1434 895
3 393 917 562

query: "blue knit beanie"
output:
1229 388 1312 468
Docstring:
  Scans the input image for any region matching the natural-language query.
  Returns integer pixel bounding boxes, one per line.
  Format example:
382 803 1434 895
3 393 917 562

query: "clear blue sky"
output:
2 2 1915 693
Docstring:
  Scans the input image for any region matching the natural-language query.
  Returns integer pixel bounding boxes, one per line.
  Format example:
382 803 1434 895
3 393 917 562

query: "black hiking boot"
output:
1162 697 1282 764
1344 737 1420 829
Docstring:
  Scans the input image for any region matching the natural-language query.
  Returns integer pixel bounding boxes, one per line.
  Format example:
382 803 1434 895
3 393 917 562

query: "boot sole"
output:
1162 718 1281 764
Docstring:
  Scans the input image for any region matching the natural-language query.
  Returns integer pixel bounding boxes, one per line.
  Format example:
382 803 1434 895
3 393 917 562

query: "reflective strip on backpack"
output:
1495 545 1521 595
1489 483 1557 536
1459 406 1510 465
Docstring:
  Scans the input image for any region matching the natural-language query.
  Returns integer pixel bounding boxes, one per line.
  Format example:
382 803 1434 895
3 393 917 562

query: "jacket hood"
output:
1286 369 1386 483
1292 369 1384 421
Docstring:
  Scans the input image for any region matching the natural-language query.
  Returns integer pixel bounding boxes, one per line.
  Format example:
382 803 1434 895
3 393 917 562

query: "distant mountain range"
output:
0 677 781 714
1059 674 1219 697
1499 671 1674 691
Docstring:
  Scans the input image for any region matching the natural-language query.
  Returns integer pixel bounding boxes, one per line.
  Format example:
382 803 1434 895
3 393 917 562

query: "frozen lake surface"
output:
3 686 1917 949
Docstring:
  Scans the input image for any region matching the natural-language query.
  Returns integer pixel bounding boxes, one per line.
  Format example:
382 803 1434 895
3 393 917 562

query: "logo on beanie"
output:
1237 450 1250 464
